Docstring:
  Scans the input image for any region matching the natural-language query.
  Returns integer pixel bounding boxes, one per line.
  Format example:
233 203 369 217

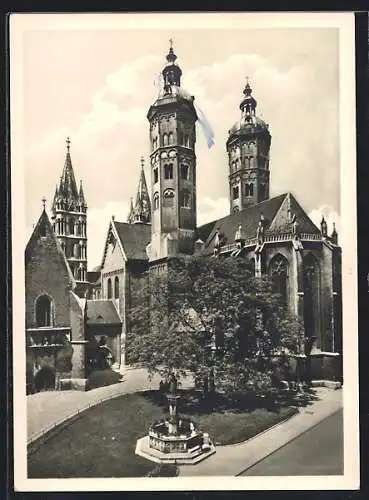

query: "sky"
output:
19 18 341 269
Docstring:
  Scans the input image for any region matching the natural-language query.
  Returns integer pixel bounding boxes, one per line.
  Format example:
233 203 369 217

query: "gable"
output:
200 194 286 255
100 223 126 273
113 222 151 261
103 229 126 273
268 193 320 235
25 210 75 328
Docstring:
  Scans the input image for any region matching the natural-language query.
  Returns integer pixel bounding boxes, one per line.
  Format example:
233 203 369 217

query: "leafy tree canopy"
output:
127 255 304 398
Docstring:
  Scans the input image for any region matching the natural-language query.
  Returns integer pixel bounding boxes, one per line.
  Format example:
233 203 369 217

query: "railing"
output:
218 232 322 254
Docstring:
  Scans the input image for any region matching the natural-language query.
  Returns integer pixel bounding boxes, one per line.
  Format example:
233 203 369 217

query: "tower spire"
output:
129 157 151 225
51 138 88 295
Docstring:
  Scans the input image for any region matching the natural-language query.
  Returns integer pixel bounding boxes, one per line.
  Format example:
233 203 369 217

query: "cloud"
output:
308 205 341 237
23 33 340 270
197 197 229 226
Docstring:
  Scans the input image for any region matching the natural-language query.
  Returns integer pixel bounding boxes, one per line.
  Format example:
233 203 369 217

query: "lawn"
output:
28 389 298 478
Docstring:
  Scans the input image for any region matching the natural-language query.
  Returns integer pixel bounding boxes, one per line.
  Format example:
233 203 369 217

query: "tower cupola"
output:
162 39 182 89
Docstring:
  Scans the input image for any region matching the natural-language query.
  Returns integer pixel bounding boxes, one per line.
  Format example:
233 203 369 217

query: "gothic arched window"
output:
114 276 119 299
107 278 112 299
153 192 159 210
164 164 173 180
180 164 189 180
245 183 254 197
154 168 159 184
162 133 168 146
168 132 174 145
36 295 52 327
68 217 75 235
269 255 289 305
180 190 191 208
303 253 321 341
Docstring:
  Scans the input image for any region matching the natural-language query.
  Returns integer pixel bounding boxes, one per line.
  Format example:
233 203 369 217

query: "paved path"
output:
178 387 343 476
27 368 193 443
241 408 343 476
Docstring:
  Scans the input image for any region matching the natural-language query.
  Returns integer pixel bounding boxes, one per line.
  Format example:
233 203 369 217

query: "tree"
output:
126 255 304 399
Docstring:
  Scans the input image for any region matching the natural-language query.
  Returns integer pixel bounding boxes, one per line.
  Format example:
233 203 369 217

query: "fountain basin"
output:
136 417 216 465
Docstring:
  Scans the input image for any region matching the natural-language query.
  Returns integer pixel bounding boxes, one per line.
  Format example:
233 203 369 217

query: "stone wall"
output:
25 226 71 329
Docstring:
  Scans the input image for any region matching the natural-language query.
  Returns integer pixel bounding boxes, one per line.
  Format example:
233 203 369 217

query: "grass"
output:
28 389 299 478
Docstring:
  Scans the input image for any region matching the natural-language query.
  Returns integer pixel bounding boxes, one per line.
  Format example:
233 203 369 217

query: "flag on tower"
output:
193 102 215 149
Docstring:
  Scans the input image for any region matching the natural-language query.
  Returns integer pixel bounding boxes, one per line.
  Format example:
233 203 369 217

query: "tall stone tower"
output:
51 138 88 297
146 41 198 263
226 79 271 213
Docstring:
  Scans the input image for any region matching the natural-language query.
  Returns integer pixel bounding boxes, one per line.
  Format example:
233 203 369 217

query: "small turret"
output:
320 216 328 238
330 222 338 245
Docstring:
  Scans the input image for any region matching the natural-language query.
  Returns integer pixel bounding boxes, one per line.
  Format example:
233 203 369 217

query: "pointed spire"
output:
58 137 79 204
52 184 59 211
132 157 151 224
79 180 86 207
127 197 135 224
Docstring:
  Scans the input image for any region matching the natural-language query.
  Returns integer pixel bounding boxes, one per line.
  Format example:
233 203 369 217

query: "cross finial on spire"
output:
42 196 46 209
169 37 173 49
66 136 71 152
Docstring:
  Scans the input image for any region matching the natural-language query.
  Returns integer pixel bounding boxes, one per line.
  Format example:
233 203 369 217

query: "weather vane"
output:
169 38 173 49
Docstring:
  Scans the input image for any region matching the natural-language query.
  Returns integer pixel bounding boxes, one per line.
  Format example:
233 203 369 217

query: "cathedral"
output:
25 42 342 392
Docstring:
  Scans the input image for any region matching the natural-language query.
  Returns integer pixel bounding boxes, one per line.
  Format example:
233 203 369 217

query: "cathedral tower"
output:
51 138 88 296
146 41 198 262
226 79 271 213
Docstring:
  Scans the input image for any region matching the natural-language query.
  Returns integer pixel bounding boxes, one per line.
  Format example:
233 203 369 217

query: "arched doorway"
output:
34 368 55 392
303 253 321 344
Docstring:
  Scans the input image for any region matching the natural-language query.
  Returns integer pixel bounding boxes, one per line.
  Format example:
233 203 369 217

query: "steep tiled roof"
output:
87 271 101 285
25 208 76 287
113 221 151 260
199 194 287 255
198 193 320 256
86 300 121 325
